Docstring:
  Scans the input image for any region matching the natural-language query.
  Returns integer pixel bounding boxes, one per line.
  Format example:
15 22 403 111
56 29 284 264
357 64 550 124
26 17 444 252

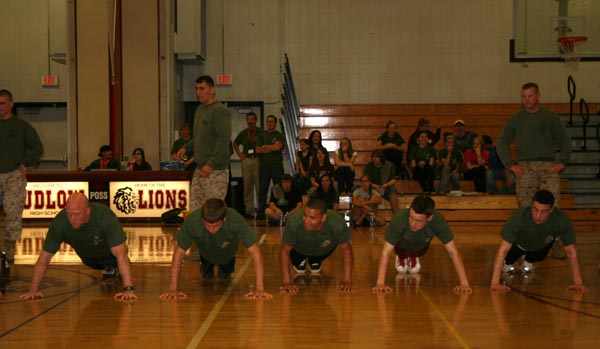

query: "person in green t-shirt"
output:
279 198 355 294
255 115 286 220
19 193 137 302
160 198 272 300
489 190 588 294
372 196 471 295
408 131 437 193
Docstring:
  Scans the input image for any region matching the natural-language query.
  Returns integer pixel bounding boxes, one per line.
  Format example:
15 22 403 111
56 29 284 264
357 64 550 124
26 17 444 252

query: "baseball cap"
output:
454 119 465 126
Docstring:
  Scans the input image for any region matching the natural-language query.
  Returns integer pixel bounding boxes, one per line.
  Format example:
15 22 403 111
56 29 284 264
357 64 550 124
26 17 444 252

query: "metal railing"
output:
567 75 576 127
280 53 300 173
579 98 589 150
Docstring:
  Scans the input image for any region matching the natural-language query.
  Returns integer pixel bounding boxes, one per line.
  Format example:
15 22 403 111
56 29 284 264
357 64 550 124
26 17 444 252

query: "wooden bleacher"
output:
300 104 600 229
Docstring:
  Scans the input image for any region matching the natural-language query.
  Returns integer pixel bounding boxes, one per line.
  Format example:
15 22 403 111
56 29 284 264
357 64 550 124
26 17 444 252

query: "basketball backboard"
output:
511 0 600 61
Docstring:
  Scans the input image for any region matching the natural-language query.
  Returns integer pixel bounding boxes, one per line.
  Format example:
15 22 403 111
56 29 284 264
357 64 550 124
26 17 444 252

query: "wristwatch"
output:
124 285 135 291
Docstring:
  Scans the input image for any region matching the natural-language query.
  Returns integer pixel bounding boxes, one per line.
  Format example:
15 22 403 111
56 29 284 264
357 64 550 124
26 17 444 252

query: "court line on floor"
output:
418 288 471 349
186 233 267 349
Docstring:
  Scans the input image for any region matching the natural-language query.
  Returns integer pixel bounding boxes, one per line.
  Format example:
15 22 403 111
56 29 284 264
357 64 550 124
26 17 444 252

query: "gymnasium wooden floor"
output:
1 220 599 348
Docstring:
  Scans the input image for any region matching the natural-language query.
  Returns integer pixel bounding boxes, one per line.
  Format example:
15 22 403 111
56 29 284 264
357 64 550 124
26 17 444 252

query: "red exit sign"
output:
217 74 232 85
42 75 59 86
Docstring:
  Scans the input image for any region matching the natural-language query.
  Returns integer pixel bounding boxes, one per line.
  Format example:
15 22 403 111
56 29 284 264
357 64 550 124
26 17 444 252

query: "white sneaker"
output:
395 256 408 273
521 260 535 273
408 256 421 274
502 263 515 273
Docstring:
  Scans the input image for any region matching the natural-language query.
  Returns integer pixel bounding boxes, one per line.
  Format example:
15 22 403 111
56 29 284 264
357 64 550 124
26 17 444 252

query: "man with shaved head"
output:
19 192 137 301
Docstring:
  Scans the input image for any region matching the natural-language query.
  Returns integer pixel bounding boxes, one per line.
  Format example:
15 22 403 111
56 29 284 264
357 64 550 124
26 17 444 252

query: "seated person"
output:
408 131 437 193
130 147 152 171
294 138 312 195
437 134 463 194
407 118 442 157
334 137 358 196
171 123 196 172
377 120 408 180
307 146 336 194
482 135 514 194
463 136 489 193
352 175 385 227
309 174 339 211
265 174 303 225
363 150 399 213
84 145 121 171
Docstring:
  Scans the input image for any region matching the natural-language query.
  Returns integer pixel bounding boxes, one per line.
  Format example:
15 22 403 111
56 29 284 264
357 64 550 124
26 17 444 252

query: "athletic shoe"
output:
102 267 118 279
395 256 408 273
502 263 515 273
408 256 421 274
293 259 307 274
521 260 535 273
309 261 322 274
200 261 215 278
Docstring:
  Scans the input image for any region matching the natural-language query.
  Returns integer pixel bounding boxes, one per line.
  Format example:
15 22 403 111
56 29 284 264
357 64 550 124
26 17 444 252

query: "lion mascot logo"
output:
113 187 139 214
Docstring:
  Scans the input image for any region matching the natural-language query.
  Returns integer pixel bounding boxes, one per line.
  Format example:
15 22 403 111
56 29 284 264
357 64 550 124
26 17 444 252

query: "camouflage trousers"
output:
189 169 229 212
515 161 561 207
0 169 27 242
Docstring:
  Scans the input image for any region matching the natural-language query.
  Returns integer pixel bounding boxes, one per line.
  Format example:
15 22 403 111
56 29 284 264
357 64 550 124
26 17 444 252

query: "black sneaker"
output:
309 261 322 273
102 267 118 279
293 259 307 274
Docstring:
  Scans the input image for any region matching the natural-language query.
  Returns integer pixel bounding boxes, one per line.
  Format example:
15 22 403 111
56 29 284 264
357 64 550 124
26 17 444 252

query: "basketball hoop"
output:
557 36 587 70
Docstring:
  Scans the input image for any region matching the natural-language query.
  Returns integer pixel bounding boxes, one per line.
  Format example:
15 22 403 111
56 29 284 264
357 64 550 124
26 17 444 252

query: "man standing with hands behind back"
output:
233 112 264 218
0 89 44 263
176 76 231 212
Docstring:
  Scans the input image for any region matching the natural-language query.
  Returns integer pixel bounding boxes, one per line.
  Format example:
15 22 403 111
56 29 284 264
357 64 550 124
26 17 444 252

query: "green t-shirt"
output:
234 127 265 158
43 204 127 258
0 116 44 172
500 206 575 251
255 130 286 168
363 162 396 185
385 209 454 252
190 101 231 170
175 208 258 265
408 144 437 163
378 132 405 146
282 209 350 256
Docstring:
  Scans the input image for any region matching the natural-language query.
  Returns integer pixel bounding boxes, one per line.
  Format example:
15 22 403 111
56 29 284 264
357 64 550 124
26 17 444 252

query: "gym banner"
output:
23 182 89 218
109 181 189 218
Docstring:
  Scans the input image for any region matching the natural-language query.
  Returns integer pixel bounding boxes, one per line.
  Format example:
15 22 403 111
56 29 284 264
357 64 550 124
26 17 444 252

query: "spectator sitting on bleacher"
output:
308 146 336 194
334 137 358 196
352 175 385 227
437 134 463 194
463 136 489 193
453 119 478 153
407 118 442 159
377 120 409 180
265 174 303 225
482 135 514 195
294 138 312 195
363 150 399 214
309 174 339 211
308 130 329 163
408 131 437 193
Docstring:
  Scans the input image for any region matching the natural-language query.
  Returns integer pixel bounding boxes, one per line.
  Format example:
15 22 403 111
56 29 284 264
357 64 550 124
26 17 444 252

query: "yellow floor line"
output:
186 234 267 349
418 288 471 349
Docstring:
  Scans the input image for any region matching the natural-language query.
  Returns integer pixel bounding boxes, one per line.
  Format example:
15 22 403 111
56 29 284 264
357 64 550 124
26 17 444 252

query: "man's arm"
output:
443 240 472 294
490 240 512 293
111 243 138 301
233 141 246 160
279 243 298 293
372 241 394 294
244 243 273 299
19 250 54 300
338 242 355 292
564 244 588 293
159 246 187 299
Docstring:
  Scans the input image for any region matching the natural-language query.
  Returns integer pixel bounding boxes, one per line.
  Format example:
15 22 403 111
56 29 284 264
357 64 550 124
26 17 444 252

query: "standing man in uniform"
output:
255 115 285 220
176 76 231 212
489 190 587 293
233 112 264 218
496 82 571 258
19 193 137 301
0 89 44 262
279 198 355 294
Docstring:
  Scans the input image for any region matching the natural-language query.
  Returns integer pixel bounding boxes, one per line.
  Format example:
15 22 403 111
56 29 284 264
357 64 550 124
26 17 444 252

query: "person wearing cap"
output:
407 117 442 157
453 119 478 154
84 145 121 171
496 82 571 260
